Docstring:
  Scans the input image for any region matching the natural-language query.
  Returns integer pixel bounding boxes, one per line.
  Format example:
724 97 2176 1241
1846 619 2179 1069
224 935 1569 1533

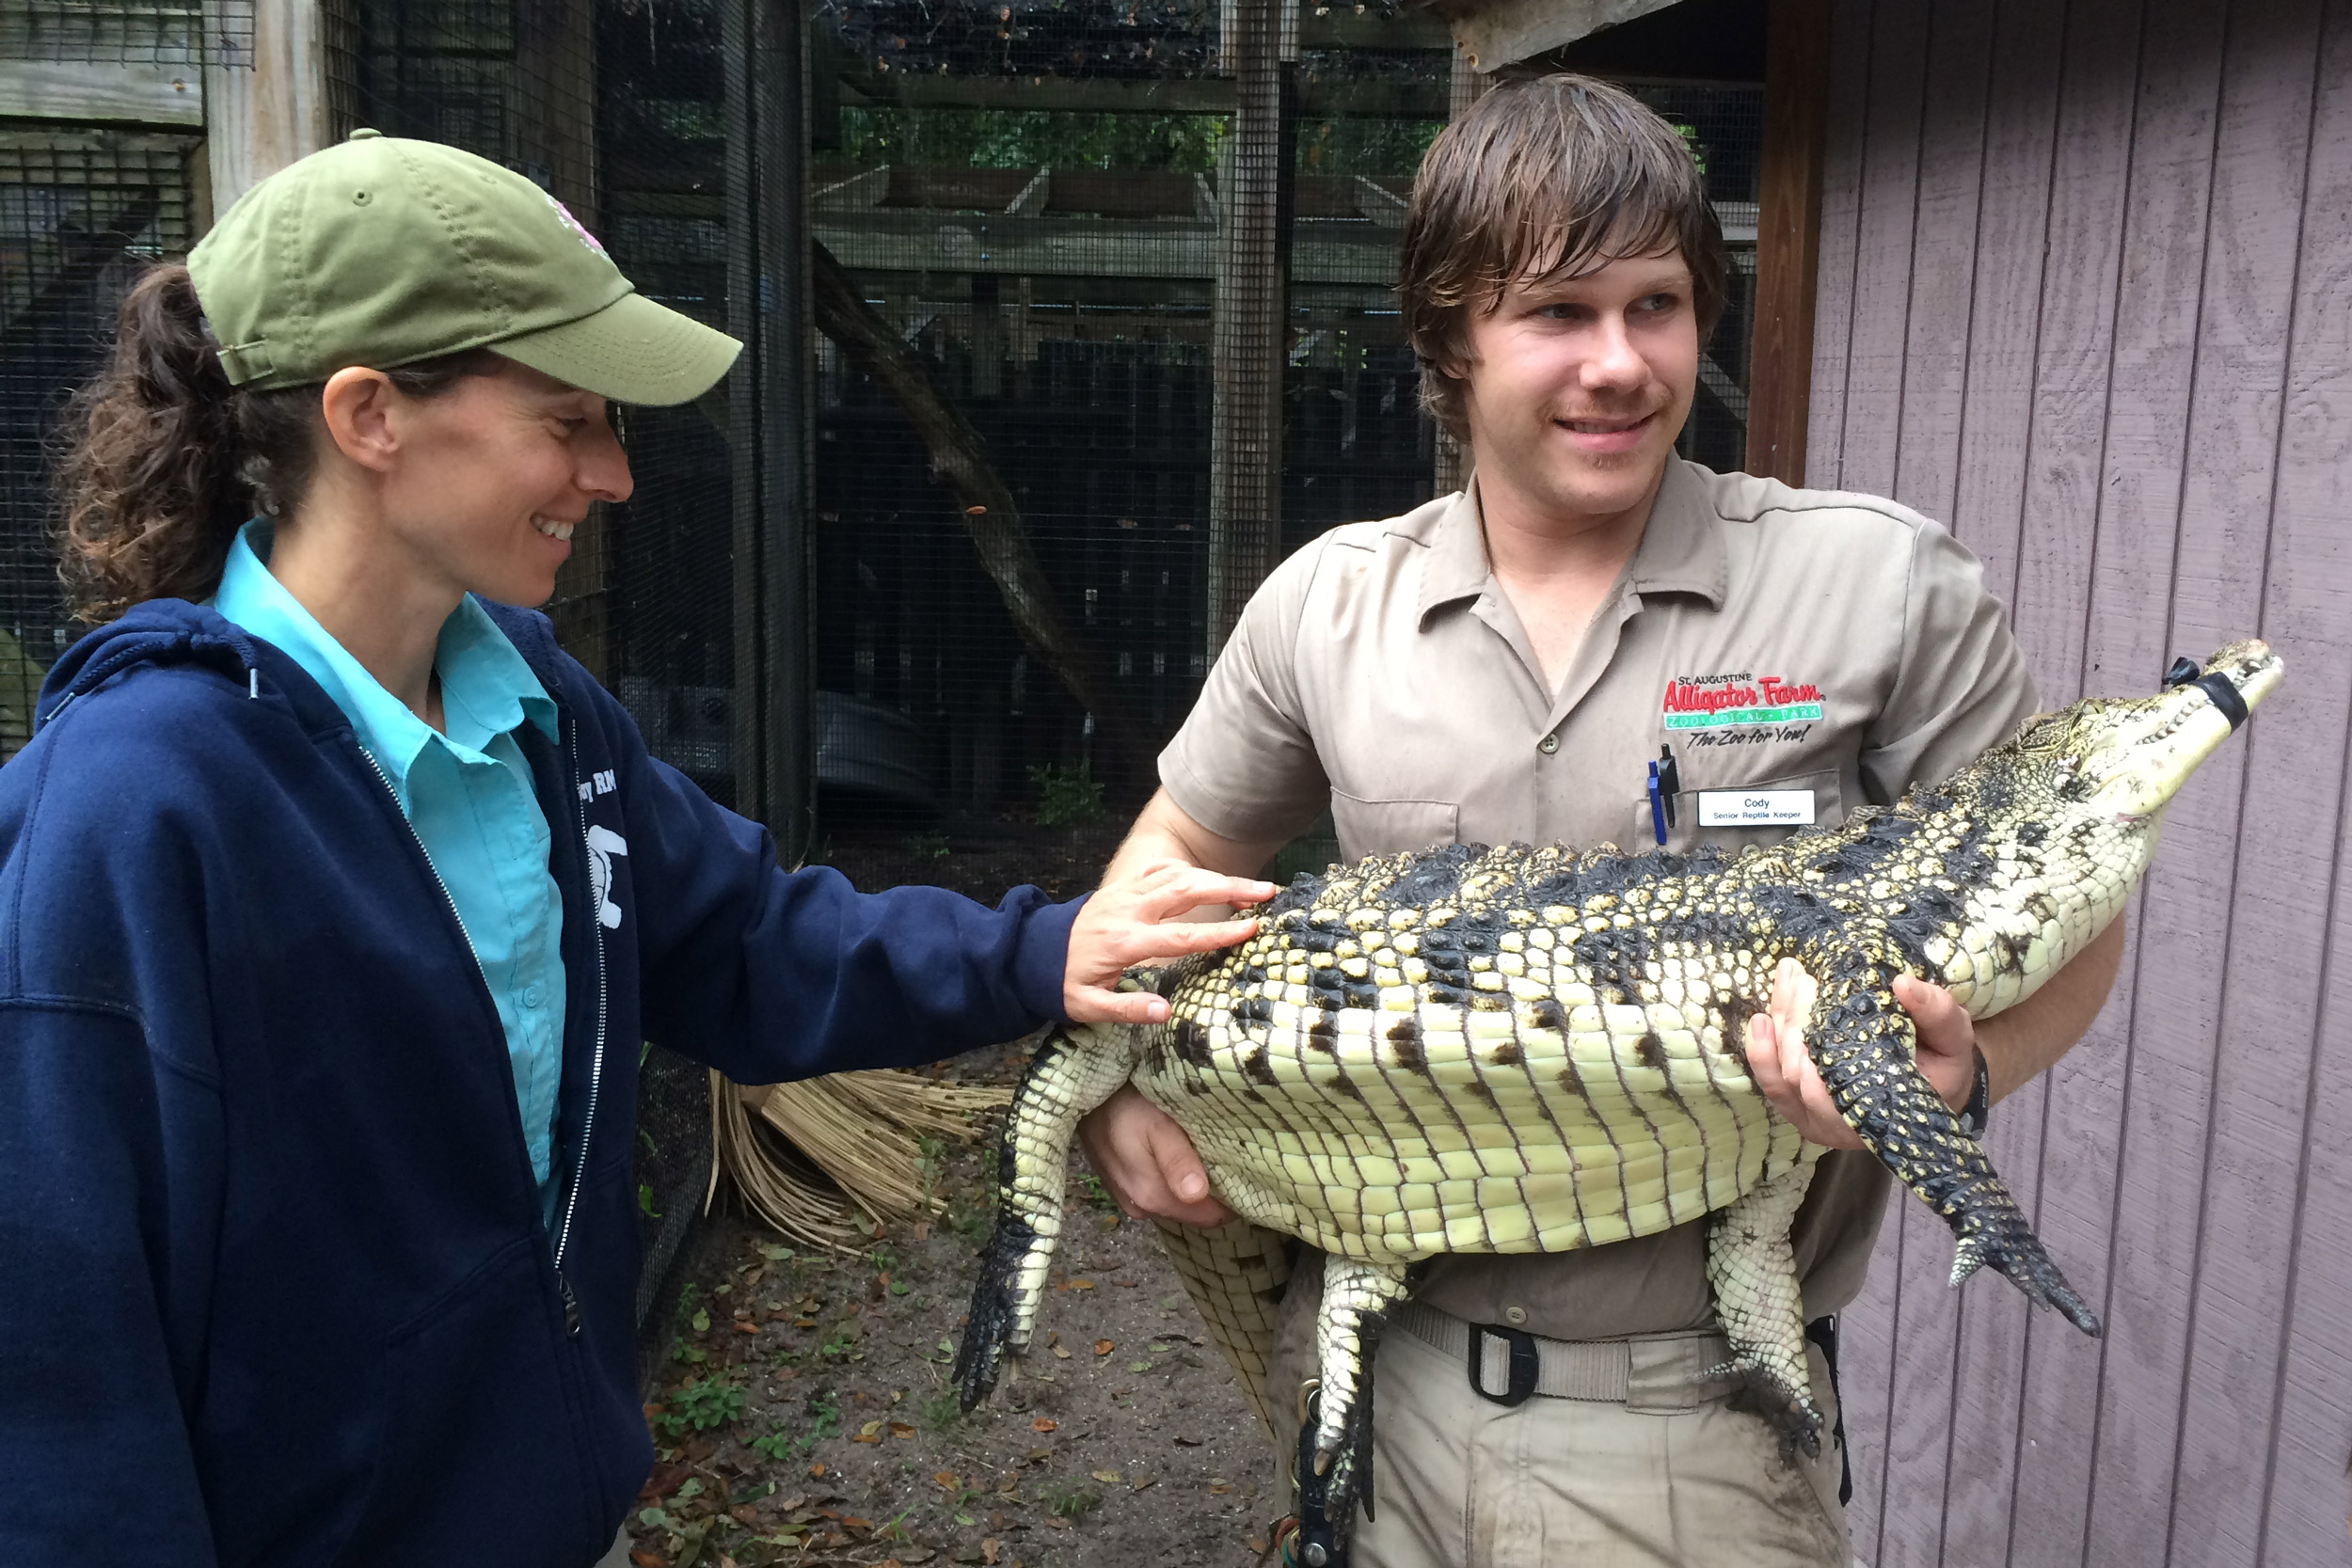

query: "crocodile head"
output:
2014 639 2282 825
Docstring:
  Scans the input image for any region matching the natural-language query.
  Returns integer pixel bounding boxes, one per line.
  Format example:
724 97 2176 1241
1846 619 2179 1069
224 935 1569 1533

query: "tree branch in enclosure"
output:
809 238 1154 782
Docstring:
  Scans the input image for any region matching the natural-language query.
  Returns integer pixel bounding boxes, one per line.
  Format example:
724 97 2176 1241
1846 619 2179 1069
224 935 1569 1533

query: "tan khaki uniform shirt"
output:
1161 458 2039 1338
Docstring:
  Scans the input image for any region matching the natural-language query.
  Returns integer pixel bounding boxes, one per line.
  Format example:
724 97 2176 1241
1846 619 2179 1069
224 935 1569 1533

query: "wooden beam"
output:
1744 0 1828 485
1205 0 1297 655
202 0 331 211
1429 0 1686 72
0 59 203 126
836 71 1445 119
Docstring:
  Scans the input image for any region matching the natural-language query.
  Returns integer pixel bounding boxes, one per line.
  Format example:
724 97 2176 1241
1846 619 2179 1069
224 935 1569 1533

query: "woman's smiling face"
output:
372 357 633 608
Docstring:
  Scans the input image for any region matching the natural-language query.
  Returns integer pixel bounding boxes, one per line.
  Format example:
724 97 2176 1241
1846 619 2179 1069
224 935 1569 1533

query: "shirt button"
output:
522 984 546 1009
1503 1306 1529 1325
1536 734 1560 754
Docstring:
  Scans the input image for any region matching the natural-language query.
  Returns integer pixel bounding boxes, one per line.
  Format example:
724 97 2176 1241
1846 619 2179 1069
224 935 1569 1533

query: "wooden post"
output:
1744 0 1828 485
719 0 815 856
519 0 613 683
1205 0 1297 656
202 0 332 212
1431 49 1492 499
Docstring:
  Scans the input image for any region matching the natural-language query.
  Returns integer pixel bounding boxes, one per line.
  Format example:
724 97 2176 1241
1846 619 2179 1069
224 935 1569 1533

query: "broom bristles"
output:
711 1068 1009 1252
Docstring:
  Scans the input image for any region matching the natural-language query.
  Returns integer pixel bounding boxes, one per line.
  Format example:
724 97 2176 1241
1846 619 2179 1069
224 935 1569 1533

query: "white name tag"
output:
1697 788 1818 827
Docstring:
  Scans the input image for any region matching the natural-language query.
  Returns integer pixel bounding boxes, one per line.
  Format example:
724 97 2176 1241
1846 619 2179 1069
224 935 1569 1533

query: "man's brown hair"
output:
1400 73 1727 440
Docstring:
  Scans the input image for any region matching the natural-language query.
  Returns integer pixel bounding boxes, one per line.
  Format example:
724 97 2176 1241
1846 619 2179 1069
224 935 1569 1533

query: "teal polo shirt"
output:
213 522 569 1218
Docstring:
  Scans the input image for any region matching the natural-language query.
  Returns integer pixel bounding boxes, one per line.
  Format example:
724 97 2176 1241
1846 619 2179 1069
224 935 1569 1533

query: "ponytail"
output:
56 264 317 623
56 264 494 624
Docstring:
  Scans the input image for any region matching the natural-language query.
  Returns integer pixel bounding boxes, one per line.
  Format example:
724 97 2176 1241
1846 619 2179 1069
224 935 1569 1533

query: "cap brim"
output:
491 290 741 405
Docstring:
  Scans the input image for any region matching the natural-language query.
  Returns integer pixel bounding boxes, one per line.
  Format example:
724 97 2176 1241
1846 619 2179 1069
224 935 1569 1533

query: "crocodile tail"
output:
953 1206 1037 1408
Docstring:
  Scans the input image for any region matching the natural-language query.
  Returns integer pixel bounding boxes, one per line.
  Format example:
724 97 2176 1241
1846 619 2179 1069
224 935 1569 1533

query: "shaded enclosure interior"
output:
1 0 1764 835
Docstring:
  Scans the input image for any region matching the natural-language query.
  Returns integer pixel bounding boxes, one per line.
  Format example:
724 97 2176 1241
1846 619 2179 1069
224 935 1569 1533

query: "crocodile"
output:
954 640 2280 1535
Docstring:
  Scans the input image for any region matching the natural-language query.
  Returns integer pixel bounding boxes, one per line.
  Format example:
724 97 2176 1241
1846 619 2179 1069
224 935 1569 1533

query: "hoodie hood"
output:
38 596 575 735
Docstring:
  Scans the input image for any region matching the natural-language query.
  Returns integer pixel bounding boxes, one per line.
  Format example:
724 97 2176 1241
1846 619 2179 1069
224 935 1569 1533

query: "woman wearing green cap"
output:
0 131 1268 1567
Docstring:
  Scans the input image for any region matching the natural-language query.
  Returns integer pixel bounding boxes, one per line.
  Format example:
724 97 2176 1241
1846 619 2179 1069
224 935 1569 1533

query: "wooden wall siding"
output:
1804 1 2352 1564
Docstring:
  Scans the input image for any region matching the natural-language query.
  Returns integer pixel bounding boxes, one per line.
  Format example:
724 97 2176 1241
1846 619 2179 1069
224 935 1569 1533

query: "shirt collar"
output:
1413 458 1729 626
211 521 557 801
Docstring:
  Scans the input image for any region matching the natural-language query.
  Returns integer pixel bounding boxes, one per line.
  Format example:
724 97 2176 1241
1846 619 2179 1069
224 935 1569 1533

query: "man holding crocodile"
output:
1077 76 2127 1565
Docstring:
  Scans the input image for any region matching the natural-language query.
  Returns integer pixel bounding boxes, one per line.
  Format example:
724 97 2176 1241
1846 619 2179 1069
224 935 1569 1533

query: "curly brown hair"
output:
56 264 494 624
1399 74 1728 442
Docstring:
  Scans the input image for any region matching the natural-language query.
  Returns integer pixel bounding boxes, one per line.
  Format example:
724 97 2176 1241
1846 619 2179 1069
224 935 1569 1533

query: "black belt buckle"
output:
1466 1322 1539 1406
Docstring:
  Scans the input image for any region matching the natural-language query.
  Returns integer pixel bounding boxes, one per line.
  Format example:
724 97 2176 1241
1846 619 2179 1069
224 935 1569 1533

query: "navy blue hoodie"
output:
0 600 1080 1567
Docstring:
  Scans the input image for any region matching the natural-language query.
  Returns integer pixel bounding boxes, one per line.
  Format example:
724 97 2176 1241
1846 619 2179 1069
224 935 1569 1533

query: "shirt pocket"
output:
1329 790 1461 862
1629 767 1844 857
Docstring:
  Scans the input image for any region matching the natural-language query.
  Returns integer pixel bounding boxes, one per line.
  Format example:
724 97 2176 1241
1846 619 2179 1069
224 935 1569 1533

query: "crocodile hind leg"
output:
1300 1255 1412 1542
1810 953 2103 1337
954 1024 1140 1409
1705 1157 1825 1456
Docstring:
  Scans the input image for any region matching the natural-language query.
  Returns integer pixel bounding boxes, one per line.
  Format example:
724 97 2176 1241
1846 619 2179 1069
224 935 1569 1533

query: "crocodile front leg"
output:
1705 1158 1823 1455
1811 950 2102 1336
955 1024 1141 1409
1301 1255 1412 1542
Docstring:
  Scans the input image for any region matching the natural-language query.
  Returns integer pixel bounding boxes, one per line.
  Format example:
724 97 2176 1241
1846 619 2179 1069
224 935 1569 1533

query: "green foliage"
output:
918 1390 963 1432
1079 1171 1118 1212
902 831 952 860
748 1426 793 1461
638 1181 660 1218
1028 760 1105 827
842 106 1229 171
1294 116 1442 177
1046 1479 1103 1518
657 1375 744 1436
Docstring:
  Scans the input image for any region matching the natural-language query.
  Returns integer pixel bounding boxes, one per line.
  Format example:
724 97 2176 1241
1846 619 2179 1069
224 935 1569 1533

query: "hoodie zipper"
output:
549 713 608 1331
355 733 605 1338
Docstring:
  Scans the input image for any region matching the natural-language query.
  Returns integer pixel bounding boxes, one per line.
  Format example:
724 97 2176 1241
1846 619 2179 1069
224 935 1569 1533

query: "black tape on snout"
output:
2162 656 2249 732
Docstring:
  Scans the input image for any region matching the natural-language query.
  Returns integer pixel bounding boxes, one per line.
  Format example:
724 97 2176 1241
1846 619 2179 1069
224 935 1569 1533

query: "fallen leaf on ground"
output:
807 1463 826 1477
1092 1339 1113 1355
1091 1470 1121 1483
843 1516 872 1529
629 1554 663 1568
1070 1278 1095 1290
935 1470 960 1488
982 1541 1002 1565
733 1322 758 1335
888 1421 916 1437
1051 1345 1072 1359
1029 1418 1057 1432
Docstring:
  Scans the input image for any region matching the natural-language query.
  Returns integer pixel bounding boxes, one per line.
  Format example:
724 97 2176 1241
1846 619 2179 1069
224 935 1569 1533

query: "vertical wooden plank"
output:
1870 4 1994 1560
1206 0 1295 654
2159 2 2331 1557
203 0 332 209
1992 8 2229 1568
1748 0 1831 484
1801 0 1872 490
2251 16 2352 1560
1930 8 2069 1552
1820 3 1927 1560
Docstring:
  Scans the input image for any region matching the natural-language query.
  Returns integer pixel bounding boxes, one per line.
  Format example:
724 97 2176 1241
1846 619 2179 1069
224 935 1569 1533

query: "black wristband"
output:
1957 1048 1991 1137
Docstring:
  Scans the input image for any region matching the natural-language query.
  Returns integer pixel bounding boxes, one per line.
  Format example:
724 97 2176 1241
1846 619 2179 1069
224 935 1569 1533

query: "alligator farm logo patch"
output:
1661 672 1825 735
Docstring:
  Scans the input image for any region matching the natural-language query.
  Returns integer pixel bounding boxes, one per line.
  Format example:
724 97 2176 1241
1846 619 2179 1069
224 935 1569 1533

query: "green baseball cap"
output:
187 129 740 404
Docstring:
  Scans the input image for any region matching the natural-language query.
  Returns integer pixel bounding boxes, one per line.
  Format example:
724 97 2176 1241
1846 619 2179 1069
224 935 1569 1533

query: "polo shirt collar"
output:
1412 458 1728 626
212 522 557 805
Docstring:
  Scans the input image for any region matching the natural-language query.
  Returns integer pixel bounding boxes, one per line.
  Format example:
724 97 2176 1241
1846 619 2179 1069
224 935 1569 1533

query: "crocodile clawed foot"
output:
1300 1388 1377 1544
1708 1355 1823 1459
1950 1222 2103 1337
953 1216 1041 1411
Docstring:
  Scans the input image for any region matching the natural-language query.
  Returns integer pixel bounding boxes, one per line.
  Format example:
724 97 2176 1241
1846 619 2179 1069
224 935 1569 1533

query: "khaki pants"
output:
1277 1319 1850 1568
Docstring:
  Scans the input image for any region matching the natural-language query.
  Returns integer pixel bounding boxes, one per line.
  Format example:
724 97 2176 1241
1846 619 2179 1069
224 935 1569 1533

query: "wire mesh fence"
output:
0 0 1768 824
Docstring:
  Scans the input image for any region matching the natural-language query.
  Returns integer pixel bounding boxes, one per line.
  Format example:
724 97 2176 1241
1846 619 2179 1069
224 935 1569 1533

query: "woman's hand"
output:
1077 1085 1237 1227
1742 959 1979 1149
1061 860 1276 1025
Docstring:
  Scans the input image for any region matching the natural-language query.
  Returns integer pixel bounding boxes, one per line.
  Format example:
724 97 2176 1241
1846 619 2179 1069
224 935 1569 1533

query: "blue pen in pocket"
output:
1646 759 1668 846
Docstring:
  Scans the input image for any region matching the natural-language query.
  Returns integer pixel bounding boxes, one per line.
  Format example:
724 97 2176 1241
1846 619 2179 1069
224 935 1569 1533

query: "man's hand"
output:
1062 861 1277 1025
1742 958 1978 1149
1077 1085 1236 1227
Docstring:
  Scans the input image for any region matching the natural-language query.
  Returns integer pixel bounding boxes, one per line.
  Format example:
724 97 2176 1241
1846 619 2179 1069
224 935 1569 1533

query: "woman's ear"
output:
317 367 401 474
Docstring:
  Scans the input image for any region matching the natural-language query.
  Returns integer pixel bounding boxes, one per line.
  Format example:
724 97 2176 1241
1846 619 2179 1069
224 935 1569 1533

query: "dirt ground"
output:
620 817 1282 1568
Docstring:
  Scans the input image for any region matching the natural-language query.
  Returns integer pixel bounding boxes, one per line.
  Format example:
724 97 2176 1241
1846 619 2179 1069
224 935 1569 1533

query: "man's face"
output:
1455 250 1699 530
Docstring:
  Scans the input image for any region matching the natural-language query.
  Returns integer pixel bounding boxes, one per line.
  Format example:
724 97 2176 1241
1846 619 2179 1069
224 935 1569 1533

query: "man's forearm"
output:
1103 786 1284 886
1979 912 2127 1102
